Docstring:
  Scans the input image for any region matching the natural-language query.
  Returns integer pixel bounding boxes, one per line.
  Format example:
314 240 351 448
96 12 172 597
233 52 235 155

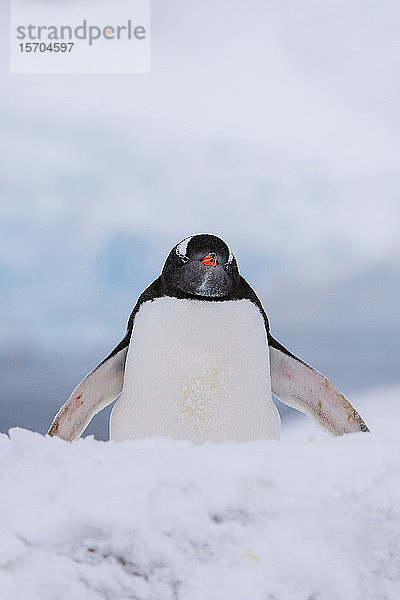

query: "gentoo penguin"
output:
48 234 368 442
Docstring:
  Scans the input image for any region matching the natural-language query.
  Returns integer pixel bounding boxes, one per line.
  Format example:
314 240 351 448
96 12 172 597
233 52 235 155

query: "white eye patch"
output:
175 236 192 260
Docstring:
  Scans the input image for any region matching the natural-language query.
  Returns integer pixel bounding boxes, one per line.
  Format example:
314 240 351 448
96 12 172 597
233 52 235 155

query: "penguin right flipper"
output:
268 336 369 436
48 278 164 441
47 342 128 441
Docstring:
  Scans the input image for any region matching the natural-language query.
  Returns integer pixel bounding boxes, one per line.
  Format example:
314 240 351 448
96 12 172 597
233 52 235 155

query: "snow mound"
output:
1 403 400 600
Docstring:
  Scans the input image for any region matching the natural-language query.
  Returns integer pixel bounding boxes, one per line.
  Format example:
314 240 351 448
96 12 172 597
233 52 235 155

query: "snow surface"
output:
1 385 399 600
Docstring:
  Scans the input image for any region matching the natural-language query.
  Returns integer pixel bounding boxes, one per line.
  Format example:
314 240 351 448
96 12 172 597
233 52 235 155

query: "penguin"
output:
48 234 369 442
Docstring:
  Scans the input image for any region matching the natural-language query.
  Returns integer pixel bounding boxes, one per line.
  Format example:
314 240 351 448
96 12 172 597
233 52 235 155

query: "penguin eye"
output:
181 255 189 263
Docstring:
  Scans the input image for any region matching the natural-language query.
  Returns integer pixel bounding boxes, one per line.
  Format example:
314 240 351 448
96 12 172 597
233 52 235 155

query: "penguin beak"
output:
201 253 218 267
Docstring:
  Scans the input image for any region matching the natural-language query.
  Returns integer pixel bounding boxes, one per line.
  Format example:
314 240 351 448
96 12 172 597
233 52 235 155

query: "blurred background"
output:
1 1 399 439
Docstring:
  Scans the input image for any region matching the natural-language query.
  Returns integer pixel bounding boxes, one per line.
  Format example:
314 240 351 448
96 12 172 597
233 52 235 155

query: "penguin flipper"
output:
268 336 369 435
48 344 128 441
48 278 164 441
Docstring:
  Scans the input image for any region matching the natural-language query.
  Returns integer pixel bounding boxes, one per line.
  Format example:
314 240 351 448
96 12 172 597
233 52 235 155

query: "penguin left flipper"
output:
268 336 369 436
47 344 128 441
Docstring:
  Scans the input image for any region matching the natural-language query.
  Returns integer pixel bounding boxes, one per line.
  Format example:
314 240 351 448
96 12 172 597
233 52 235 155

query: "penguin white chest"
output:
110 297 280 442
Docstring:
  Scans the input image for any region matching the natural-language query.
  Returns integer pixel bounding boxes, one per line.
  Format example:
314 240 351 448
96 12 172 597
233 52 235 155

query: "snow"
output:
1 386 399 599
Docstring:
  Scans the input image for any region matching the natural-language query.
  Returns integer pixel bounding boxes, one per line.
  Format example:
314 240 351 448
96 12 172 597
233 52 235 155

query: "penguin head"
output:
161 234 239 299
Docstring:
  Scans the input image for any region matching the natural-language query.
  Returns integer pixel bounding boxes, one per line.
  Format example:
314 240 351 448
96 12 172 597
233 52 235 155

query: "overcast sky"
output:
0 1 399 382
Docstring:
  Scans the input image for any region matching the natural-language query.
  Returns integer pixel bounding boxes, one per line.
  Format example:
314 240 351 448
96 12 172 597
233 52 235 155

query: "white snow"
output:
1 385 399 600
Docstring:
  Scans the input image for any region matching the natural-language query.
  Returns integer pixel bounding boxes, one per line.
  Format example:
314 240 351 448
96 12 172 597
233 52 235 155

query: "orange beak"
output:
201 253 217 267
